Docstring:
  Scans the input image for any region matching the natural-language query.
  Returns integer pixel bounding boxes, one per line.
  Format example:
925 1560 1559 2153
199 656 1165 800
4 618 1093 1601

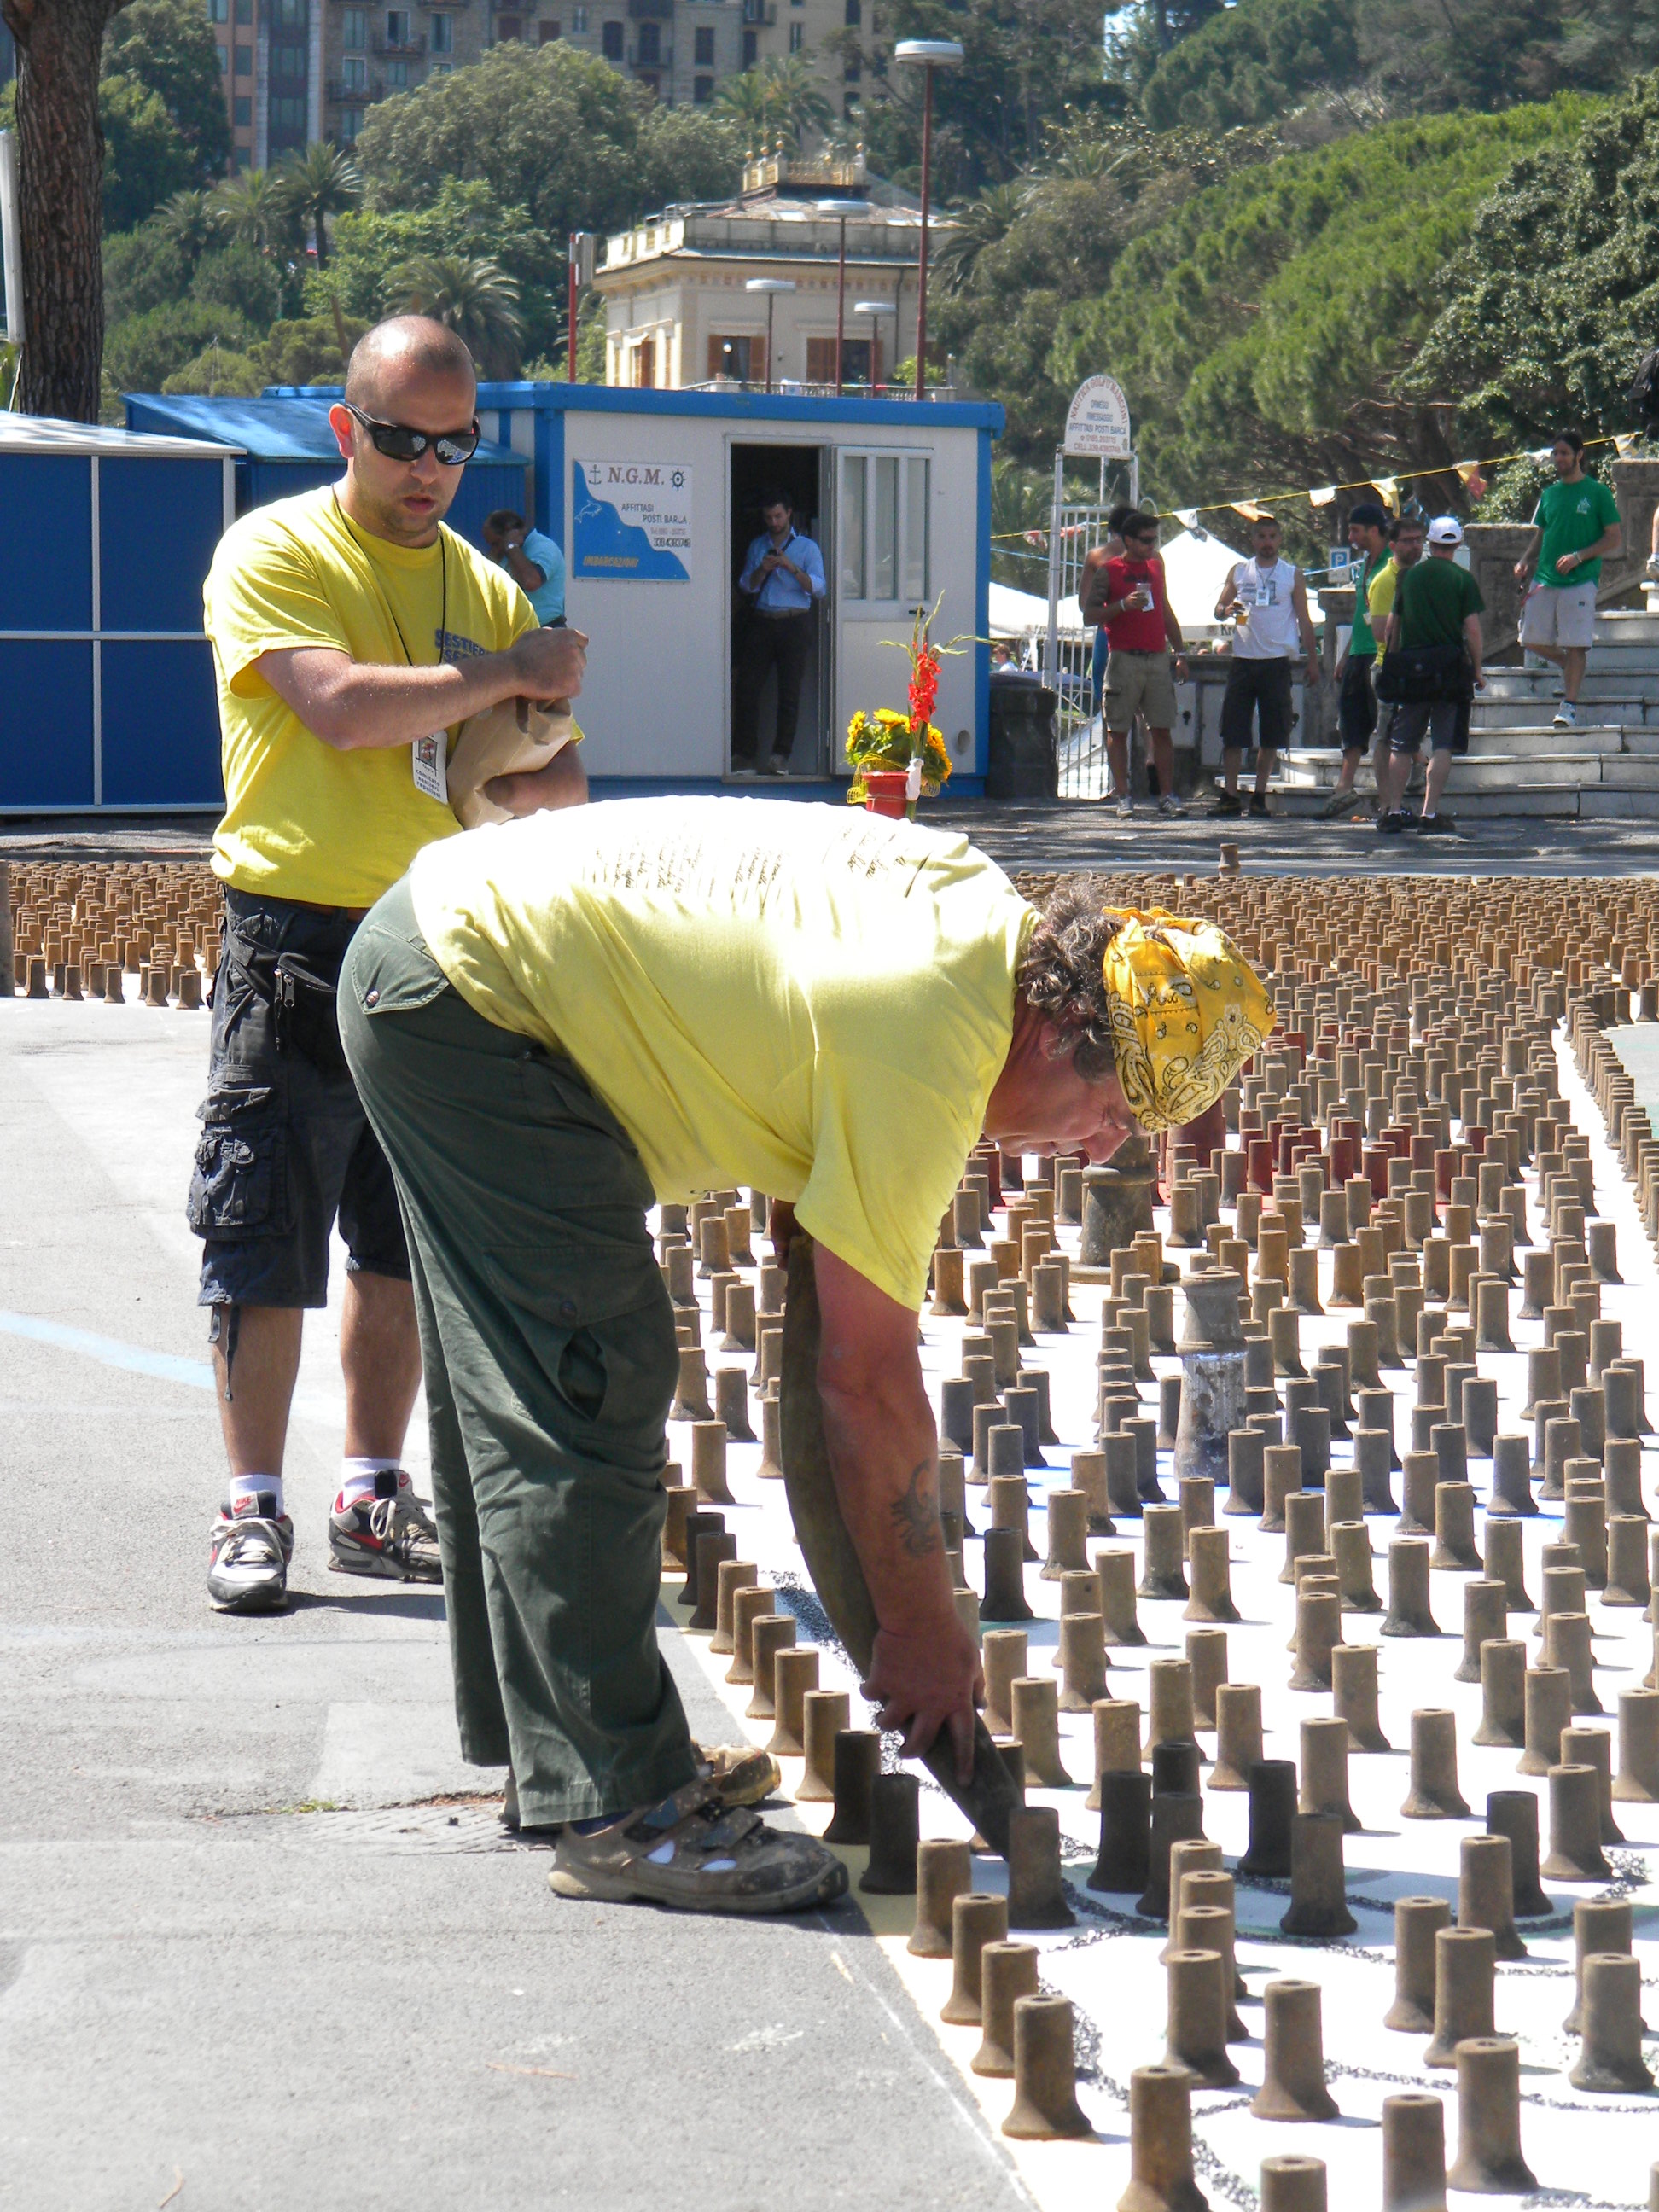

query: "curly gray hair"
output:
1015 876 1124 1083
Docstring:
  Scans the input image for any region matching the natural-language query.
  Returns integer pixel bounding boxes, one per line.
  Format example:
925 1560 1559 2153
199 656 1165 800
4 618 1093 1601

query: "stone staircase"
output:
1272 605 1659 820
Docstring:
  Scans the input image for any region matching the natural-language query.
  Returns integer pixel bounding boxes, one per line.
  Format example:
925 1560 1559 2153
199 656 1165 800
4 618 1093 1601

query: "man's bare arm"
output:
812 1239 981 1779
483 742 589 815
254 626 587 754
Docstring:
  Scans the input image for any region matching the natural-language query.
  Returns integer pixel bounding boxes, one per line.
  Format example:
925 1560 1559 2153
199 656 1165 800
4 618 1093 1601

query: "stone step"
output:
1464 707 1627 743
1480 672 1658 707
1596 608 1659 639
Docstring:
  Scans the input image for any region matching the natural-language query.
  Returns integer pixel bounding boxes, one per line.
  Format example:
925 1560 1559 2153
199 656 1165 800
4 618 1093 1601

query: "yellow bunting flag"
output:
1372 478 1399 514
1308 486 1336 508
1231 500 1270 522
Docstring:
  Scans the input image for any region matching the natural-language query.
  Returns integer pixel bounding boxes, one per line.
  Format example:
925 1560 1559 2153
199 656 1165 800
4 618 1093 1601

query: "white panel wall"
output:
562 410 981 781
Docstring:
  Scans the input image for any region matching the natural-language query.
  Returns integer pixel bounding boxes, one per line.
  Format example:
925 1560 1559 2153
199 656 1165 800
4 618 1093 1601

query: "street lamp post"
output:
814 195 867 397
853 300 895 393
744 276 796 393
894 38 963 403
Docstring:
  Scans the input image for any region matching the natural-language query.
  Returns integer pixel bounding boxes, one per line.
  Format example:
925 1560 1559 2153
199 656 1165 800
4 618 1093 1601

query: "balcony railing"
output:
371 28 426 49
326 71 385 96
627 41 669 63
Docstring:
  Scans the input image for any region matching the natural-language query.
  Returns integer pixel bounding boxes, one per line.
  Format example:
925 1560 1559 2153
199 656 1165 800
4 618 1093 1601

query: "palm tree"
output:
715 54 831 156
211 168 302 256
934 182 1027 294
383 253 523 378
760 54 832 149
276 142 363 269
148 189 223 270
713 66 773 156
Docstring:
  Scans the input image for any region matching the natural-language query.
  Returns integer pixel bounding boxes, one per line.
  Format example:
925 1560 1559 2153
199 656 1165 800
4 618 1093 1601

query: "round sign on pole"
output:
1063 374 1132 458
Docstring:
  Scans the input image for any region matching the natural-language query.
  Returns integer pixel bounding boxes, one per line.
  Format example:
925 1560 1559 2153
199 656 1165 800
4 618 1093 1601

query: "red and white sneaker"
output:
207 1490 294 1613
328 1470 442 1581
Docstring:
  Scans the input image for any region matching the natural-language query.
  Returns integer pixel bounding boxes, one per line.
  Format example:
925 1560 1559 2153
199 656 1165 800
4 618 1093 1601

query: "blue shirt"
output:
740 528 826 613
499 527 565 624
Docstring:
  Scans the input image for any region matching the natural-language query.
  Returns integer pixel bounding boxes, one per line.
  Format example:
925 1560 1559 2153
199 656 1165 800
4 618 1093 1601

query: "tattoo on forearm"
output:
890 1458 942 1560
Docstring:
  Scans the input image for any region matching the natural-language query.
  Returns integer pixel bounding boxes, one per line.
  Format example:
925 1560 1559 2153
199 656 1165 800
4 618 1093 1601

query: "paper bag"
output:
445 696 575 830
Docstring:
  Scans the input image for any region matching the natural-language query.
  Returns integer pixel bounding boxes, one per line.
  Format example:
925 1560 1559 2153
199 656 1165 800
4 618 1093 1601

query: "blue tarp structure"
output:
0 416 235 811
122 393 529 551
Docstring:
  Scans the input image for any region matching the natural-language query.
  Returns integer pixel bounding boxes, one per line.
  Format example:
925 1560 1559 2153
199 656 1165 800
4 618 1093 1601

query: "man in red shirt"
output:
1098 512 1188 817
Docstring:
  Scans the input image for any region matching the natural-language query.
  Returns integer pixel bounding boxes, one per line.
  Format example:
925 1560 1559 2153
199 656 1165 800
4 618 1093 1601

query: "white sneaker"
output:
1553 701 1576 728
1115 795 1134 818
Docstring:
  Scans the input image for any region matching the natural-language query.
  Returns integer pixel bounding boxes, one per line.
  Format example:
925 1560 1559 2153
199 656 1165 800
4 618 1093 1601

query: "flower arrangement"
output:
845 600 960 807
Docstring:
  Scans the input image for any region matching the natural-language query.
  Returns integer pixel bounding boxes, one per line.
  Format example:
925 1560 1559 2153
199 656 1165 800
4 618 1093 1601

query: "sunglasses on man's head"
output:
344 402 480 466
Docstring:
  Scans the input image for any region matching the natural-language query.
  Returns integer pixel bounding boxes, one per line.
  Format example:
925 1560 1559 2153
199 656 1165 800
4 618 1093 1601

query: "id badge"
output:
1254 579 1272 608
412 733 447 801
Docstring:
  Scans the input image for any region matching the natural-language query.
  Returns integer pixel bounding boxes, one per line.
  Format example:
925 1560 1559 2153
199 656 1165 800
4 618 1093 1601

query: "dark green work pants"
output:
339 876 697 1826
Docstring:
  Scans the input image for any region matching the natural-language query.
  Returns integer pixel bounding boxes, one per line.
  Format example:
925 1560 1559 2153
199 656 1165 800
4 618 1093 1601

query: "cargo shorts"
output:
1103 649 1179 733
187 888 410 1310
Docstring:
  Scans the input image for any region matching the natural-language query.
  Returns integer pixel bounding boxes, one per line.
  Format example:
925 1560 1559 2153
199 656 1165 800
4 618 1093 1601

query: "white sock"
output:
338 1457 407 1510
228 1474 285 1519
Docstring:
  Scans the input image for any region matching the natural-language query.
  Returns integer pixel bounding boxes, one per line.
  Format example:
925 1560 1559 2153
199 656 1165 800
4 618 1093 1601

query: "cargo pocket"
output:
186 1083 292 1242
480 1236 677 1449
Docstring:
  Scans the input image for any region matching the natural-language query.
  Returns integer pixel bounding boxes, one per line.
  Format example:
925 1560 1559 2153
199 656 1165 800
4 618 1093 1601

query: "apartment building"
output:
193 0 863 177
595 153 945 392
542 0 868 115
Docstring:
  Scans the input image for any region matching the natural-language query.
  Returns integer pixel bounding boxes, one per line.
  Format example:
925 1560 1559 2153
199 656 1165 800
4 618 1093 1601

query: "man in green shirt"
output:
1376 515 1485 835
1515 430 1622 729
1322 499 1391 818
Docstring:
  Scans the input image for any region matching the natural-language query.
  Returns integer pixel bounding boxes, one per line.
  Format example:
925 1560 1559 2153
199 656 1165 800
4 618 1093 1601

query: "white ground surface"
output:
665 1023 1659 2211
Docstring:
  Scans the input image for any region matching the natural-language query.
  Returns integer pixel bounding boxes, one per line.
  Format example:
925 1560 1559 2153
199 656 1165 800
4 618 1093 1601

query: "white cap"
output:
1427 515 1464 546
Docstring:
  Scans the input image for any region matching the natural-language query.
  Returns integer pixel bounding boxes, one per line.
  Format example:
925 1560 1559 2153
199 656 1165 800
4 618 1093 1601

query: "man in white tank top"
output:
1209 515 1320 817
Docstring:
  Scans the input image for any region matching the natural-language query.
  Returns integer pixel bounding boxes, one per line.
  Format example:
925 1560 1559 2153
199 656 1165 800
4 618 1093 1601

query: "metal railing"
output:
1041 498 1109 800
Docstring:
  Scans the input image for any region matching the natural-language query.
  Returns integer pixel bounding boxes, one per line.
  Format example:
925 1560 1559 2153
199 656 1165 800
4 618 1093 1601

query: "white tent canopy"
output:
988 527 1250 639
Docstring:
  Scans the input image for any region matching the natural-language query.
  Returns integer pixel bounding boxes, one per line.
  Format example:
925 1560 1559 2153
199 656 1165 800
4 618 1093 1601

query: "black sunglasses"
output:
344 402 480 467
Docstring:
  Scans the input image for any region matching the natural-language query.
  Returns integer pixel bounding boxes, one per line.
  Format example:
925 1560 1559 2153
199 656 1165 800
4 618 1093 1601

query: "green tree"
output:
855 0 1121 191
1407 70 1659 451
103 222 190 322
104 294 253 390
635 101 742 209
354 41 656 234
276 141 362 268
194 236 298 327
714 53 831 154
1134 0 1360 131
100 73 195 231
930 114 1286 463
160 339 265 393
314 178 562 364
148 184 220 266
212 165 303 254
383 251 523 376
1051 98 1592 510
103 0 230 179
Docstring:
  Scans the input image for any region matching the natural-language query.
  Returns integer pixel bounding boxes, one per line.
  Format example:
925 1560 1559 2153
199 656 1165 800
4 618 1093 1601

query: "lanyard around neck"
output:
332 491 449 668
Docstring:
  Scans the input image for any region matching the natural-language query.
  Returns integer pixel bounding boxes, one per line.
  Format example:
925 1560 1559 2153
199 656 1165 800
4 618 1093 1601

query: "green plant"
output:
381 252 523 378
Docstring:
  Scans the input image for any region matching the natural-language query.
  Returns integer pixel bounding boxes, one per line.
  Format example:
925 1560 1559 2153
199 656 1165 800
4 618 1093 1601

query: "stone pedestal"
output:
1080 1135 1157 1273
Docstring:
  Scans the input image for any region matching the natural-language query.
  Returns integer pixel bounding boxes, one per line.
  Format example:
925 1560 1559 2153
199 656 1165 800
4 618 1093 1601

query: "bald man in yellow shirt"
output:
197 315 588 1617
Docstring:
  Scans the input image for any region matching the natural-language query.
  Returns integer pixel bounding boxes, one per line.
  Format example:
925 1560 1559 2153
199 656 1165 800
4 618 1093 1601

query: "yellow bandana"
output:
1102 907 1275 1132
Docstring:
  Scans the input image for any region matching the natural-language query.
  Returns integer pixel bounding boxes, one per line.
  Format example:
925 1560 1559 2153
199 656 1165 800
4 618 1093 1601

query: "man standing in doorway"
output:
1098 511 1187 818
1320 500 1391 818
195 316 589 1615
1210 514 1320 818
733 489 827 774
1515 430 1622 729
1375 514 1484 836
483 509 566 625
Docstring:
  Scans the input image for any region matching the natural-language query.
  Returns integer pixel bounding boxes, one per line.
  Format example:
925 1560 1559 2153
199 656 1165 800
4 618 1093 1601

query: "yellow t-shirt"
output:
203 483 539 908
1366 556 1399 647
409 797 1035 1311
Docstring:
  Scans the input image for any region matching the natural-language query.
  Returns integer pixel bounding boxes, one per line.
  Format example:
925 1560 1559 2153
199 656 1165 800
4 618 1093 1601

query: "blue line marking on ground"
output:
0 1309 213 1390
